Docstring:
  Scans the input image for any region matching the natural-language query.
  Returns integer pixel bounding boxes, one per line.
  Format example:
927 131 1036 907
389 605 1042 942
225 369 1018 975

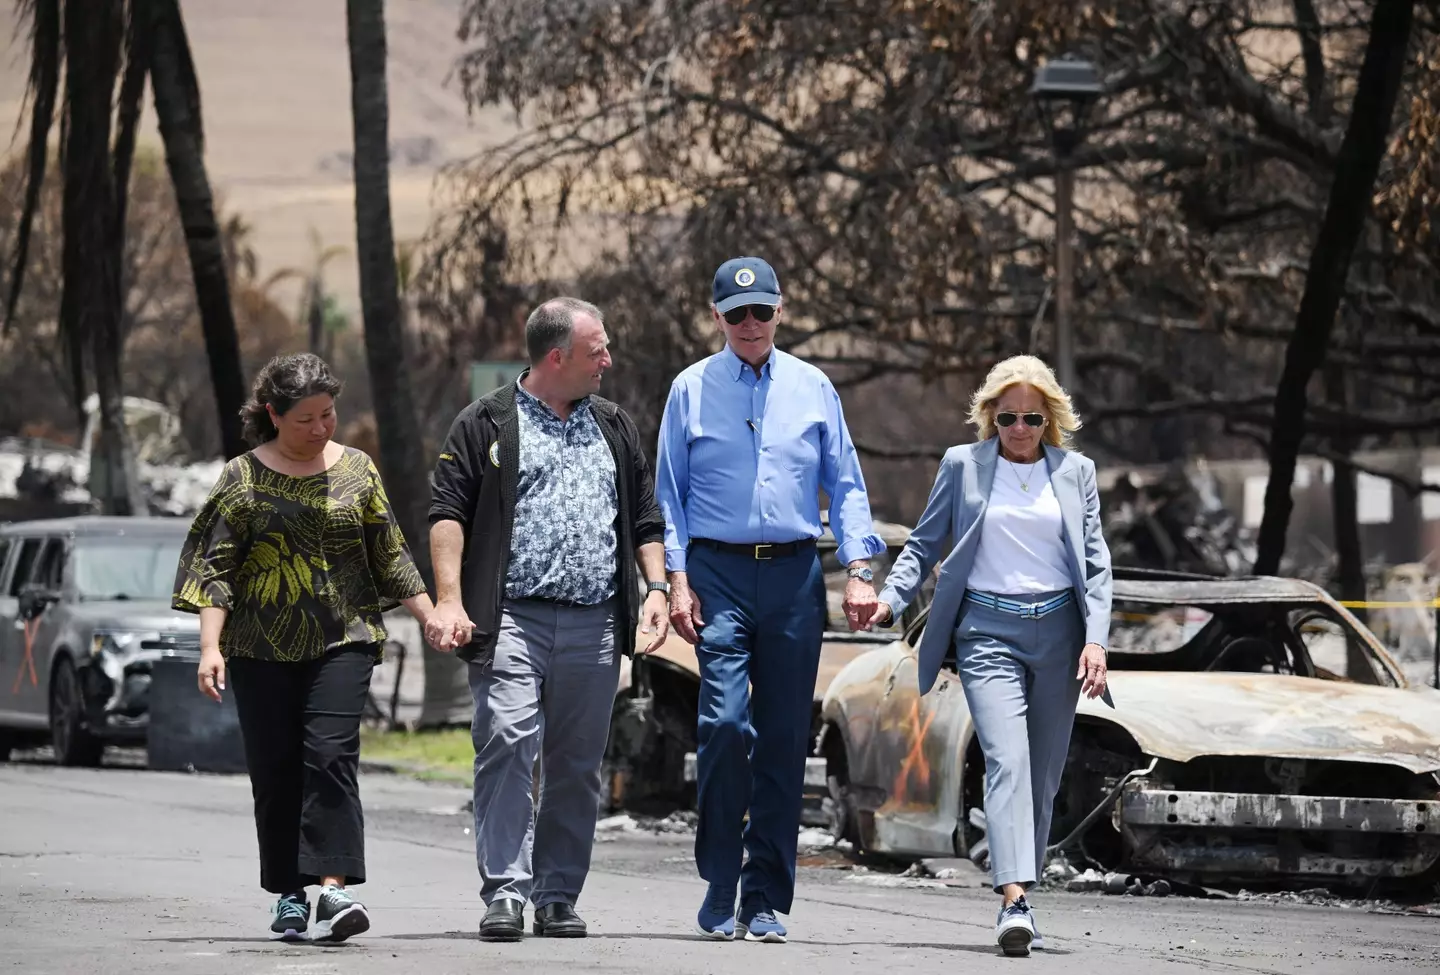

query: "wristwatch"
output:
847 566 874 583
647 581 671 596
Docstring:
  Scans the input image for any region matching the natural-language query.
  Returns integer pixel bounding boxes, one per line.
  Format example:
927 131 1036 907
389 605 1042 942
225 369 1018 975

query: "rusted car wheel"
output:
50 657 103 768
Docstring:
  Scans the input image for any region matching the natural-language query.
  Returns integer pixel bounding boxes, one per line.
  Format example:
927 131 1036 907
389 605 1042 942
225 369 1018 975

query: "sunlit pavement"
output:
2 760 1438 974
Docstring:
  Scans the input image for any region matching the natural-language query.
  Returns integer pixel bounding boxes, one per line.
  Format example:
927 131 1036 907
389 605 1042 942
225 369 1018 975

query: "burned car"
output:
603 516 933 816
0 516 198 765
817 569 1440 890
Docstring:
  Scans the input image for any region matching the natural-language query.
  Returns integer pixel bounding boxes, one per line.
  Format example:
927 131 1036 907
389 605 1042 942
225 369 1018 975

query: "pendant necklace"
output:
1006 457 1034 492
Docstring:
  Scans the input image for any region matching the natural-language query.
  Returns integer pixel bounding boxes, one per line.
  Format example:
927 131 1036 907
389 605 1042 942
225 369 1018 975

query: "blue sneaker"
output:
738 896 787 944
1032 909 1047 950
696 883 736 940
996 896 1035 957
269 891 310 941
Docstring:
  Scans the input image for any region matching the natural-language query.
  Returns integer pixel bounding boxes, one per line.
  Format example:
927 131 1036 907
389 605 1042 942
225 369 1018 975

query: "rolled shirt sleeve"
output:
819 376 886 566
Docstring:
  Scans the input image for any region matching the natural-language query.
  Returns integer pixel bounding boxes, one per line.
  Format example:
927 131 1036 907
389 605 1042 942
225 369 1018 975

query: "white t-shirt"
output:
967 457 1073 595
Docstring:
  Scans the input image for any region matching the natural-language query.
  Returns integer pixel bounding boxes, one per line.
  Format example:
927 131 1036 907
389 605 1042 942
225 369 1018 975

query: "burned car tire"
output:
50 657 103 767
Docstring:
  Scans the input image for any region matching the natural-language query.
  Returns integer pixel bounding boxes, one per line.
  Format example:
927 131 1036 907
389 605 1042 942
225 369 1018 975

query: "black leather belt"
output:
690 537 817 560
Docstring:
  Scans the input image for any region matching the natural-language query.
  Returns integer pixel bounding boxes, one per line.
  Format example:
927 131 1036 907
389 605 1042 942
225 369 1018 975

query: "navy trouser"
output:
688 542 825 915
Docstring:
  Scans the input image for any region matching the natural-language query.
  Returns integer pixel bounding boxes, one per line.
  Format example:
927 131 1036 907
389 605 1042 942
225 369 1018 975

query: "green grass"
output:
359 727 473 783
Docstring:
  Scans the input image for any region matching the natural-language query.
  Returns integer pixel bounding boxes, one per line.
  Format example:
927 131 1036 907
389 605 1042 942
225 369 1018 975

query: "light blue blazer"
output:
878 436 1114 696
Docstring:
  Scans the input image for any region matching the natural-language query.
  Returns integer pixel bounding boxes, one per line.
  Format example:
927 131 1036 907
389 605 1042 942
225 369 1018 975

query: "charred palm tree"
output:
147 0 248 459
6 0 249 480
347 0 470 726
6 0 144 514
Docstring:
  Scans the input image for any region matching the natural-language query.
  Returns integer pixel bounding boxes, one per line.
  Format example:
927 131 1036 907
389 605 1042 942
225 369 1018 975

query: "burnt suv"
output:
0 516 199 765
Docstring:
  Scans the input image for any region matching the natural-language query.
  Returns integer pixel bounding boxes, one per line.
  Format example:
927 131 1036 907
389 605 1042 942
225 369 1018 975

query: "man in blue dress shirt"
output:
655 256 887 943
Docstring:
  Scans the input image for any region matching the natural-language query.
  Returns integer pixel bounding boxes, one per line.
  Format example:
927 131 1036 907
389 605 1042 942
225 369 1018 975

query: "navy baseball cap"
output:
712 257 782 314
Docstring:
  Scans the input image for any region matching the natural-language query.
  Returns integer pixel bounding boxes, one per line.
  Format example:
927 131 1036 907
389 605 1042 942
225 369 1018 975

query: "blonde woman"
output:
871 355 1112 957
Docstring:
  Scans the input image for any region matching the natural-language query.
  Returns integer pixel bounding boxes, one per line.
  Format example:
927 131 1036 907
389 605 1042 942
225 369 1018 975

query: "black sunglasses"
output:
723 304 777 325
995 411 1046 429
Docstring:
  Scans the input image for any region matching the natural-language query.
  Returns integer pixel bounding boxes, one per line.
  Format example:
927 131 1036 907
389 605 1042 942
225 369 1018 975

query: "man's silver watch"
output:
847 566 874 584
646 581 671 596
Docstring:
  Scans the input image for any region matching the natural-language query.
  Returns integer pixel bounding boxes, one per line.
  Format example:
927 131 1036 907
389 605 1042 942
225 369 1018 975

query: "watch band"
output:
647 581 671 595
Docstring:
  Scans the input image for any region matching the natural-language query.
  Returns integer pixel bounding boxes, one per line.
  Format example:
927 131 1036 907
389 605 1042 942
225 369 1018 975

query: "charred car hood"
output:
1084 672 1440 774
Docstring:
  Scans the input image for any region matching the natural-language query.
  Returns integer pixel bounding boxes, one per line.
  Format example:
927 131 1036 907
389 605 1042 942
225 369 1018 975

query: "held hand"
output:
425 599 474 652
639 589 670 654
870 601 894 628
1077 643 1108 699
197 645 226 703
843 579 879 631
668 574 704 645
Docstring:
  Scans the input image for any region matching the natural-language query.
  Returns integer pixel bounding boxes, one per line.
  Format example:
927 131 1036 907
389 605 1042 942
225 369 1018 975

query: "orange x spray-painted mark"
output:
891 697 937 799
11 617 40 694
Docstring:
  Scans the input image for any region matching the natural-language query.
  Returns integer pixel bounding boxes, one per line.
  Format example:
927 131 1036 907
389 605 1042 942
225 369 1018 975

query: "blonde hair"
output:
967 355 1081 448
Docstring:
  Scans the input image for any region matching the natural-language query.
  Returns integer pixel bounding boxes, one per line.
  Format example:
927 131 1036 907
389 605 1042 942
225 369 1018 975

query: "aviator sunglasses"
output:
723 304 777 325
995 411 1047 429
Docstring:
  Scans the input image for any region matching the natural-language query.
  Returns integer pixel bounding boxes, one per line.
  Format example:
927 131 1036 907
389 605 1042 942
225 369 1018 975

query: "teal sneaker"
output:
269 892 310 941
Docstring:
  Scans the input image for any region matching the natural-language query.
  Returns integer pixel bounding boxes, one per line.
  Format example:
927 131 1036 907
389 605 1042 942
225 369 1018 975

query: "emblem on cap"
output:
734 267 756 288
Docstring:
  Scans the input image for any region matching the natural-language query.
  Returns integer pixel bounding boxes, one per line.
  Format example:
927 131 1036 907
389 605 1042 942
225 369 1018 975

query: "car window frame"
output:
0 536 14 593
31 536 69 593
6 536 45 597
1288 605 1401 688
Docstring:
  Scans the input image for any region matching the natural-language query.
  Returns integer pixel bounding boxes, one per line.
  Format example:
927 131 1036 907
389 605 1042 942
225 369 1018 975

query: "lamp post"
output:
1030 55 1104 396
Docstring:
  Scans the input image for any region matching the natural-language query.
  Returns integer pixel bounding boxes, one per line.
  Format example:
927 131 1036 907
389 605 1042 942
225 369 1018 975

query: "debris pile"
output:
594 811 697 838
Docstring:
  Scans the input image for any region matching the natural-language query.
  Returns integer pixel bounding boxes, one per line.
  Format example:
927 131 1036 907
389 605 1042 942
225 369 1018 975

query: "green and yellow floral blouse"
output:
172 446 426 662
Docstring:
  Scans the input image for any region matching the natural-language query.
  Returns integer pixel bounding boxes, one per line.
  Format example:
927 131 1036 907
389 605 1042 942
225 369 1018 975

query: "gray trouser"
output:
468 597 620 908
953 590 1084 892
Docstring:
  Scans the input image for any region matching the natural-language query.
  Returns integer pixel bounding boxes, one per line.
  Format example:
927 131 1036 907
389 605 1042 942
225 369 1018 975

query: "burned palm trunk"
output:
149 0 249 460
345 0 469 725
64 0 143 515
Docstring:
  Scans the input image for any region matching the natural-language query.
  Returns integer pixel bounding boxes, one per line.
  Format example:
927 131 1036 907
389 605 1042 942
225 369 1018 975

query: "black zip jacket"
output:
427 381 665 663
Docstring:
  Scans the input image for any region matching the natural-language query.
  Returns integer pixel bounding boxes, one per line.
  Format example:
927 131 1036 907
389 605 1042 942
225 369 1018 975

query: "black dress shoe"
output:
533 902 587 938
479 899 524 942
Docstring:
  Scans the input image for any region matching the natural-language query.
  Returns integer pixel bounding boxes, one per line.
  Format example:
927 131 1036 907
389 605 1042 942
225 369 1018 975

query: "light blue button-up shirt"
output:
655 345 887 573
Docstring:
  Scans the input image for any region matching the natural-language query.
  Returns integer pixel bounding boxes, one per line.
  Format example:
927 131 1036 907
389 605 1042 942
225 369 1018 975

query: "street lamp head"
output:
1030 55 1104 157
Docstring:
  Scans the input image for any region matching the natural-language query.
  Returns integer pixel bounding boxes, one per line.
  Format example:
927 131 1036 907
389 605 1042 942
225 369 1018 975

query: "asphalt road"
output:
2 759 1439 974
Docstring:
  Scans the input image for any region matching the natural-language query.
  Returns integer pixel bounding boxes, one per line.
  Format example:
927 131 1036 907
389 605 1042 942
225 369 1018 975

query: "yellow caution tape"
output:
1339 598 1440 609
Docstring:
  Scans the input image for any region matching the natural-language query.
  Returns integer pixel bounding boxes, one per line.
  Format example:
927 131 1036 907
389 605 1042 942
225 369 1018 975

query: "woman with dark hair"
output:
172 353 434 942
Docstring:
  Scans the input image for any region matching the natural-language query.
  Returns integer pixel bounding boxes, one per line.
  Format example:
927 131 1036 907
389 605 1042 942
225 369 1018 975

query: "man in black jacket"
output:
426 297 670 941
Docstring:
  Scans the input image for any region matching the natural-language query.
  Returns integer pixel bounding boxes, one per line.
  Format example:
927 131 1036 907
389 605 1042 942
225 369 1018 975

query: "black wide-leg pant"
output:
227 645 375 894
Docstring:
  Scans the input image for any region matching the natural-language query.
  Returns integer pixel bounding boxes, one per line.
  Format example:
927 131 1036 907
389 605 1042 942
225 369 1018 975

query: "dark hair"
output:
239 353 344 446
525 297 603 363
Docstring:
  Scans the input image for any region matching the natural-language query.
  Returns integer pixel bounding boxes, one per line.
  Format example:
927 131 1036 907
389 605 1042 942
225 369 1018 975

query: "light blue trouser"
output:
953 589 1084 892
467 598 620 908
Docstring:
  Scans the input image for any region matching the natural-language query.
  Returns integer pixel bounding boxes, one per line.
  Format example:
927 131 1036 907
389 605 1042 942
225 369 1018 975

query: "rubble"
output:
594 810 698 837
1 397 227 522
797 828 836 852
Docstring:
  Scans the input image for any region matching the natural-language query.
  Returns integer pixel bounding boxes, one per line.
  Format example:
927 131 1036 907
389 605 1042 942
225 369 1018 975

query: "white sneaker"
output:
996 896 1035 957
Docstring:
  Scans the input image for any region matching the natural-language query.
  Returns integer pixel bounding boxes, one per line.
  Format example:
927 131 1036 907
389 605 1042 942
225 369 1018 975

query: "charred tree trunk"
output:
66 0 144 515
1324 363 1373 679
1252 0 1415 575
149 0 248 460
347 0 469 725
